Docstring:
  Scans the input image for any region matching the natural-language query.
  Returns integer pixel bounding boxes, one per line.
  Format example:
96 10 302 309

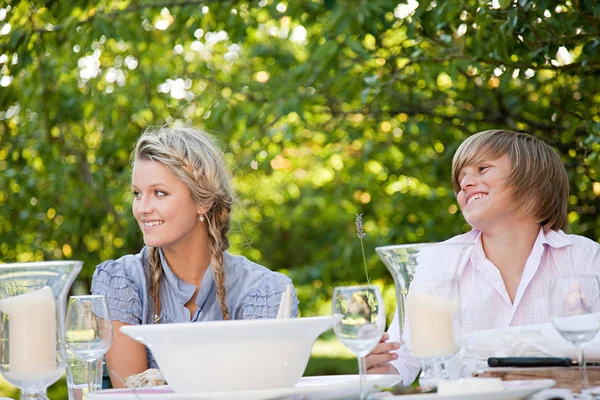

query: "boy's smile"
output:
465 192 488 206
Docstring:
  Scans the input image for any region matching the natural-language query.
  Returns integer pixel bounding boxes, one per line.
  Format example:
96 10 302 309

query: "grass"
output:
305 332 358 376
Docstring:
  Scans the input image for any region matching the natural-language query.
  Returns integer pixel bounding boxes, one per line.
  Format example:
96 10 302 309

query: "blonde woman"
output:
366 129 600 384
91 126 299 387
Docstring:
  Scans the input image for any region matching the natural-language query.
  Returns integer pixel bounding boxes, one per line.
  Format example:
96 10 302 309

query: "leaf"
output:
334 12 352 36
360 88 371 104
529 46 548 59
363 75 379 86
346 38 370 59
8 31 27 52
498 0 512 9
312 40 339 63
582 40 600 60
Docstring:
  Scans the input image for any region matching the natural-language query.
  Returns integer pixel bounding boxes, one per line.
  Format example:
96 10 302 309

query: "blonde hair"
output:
451 129 568 231
133 126 234 320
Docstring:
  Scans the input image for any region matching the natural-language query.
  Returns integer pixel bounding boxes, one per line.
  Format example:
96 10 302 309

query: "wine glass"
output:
549 276 600 391
332 285 385 400
65 295 113 397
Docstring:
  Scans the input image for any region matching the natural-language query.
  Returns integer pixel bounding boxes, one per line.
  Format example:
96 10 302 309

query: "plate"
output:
386 379 556 400
87 374 403 400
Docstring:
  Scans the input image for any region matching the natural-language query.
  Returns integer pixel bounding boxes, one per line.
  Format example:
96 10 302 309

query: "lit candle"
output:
0 286 57 379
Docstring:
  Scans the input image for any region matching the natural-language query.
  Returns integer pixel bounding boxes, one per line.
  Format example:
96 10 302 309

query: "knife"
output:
487 357 573 368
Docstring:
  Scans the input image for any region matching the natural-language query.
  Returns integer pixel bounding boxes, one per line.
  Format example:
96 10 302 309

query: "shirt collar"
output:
538 227 572 249
469 226 571 265
195 264 215 310
158 248 218 310
469 230 486 267
158 248 196 300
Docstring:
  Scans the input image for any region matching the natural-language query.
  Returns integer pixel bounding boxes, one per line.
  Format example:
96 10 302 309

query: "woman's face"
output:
455 153 516 231
131 159 203 249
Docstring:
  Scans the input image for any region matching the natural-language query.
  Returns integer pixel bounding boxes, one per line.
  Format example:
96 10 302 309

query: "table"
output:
477 366 600 393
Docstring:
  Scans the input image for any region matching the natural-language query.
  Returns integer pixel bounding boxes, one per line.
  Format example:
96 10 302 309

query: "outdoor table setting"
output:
84 284 399 400
0 260 401 400
1 249 600 400
375 243 600 400
467 322 600 393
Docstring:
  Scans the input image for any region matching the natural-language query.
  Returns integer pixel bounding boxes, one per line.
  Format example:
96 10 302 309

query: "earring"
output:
199 214 205 222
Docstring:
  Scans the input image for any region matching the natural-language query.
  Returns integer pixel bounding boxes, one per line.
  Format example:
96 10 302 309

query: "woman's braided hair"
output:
133 126 234 320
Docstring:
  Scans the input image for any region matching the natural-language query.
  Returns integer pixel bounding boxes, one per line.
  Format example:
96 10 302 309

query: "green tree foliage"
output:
1 0 599 317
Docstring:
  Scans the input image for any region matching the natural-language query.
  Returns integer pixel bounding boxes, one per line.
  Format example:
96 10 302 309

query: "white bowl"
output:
120 316 335 393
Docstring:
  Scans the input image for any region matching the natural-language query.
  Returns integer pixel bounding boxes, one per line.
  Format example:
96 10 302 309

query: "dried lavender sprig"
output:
355 213 370 285
355 213 365 239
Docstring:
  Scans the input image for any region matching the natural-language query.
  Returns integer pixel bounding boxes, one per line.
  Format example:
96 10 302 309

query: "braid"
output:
134 126 235 321
212 252 230 320
172 146 229 321
206 201 232 320
173 152 202 187
148 246 163 322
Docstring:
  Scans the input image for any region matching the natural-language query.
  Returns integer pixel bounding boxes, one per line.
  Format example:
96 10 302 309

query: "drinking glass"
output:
332 285 385 400
65 295 113 397
549 276 600 391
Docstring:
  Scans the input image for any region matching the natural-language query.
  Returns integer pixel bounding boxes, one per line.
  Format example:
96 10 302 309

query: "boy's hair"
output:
451 129 568 231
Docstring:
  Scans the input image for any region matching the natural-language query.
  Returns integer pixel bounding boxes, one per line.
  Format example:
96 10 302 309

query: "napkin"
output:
276 284 293 319
447 323 600 378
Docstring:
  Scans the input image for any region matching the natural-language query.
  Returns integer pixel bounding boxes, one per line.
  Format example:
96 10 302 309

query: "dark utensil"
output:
487 357 573 368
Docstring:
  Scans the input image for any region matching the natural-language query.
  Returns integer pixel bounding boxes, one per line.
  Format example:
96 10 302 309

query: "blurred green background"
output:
1 0 600 398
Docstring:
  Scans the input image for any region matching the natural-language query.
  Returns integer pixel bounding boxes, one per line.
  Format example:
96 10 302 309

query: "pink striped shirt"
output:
390 227 600 384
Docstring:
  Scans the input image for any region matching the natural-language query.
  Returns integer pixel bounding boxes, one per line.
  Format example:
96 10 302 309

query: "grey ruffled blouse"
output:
91 247 299 369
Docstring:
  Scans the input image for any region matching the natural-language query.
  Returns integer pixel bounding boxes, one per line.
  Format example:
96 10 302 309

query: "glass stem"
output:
580 344 589 390
19 388 49 400
88 360 94 393
358 355 367 400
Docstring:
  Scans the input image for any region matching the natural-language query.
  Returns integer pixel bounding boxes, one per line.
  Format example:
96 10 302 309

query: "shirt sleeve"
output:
391 348 421 386
91 260 143 325
388 309 422 385
240 273 299 319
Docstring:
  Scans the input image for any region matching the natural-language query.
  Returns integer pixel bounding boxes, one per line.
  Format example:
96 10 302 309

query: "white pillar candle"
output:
406 292 459 358
0 286 57 377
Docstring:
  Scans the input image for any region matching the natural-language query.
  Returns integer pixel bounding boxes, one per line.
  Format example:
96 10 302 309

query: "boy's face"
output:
455 154 516 231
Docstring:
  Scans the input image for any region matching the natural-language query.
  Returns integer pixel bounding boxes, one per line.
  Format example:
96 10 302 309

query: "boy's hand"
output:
366 332 401 374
